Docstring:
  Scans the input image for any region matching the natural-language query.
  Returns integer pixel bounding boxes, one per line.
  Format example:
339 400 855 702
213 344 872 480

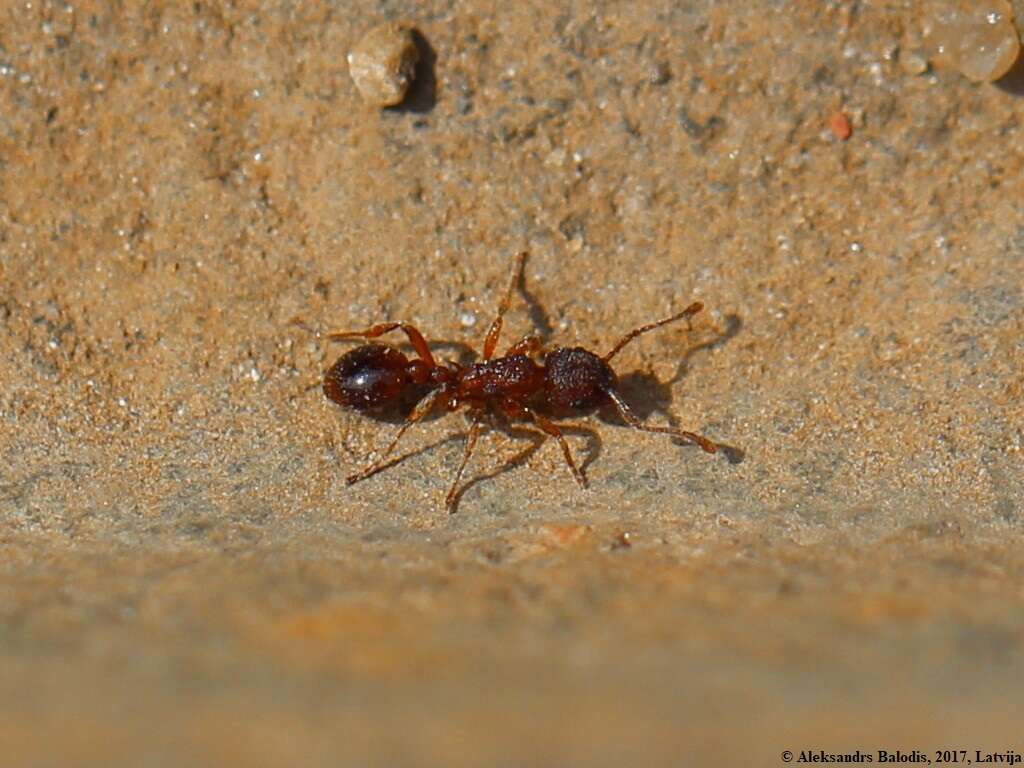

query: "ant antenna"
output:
602 301 704 362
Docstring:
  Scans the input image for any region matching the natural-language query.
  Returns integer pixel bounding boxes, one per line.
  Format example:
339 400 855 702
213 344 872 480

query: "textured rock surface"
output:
1 1 1023 766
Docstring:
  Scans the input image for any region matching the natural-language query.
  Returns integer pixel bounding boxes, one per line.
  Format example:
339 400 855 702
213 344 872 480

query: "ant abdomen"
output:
323 343 412 410
543 347 617 411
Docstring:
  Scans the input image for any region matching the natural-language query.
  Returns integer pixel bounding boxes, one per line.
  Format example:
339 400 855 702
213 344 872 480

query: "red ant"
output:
322 252 718 511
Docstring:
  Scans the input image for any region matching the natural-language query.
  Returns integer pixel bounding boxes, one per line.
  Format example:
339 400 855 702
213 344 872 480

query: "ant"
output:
321 252 718 511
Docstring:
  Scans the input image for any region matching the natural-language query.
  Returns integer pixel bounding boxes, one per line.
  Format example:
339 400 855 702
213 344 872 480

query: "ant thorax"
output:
456 354 544 402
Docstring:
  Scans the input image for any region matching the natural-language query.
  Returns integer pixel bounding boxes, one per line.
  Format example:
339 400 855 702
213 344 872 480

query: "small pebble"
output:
925 0 1021 82
898 49 930 75
829 111 853 141
648 61 671 85
348 22 420 107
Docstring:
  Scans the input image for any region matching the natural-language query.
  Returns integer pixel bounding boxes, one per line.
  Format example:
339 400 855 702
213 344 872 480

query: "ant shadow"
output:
387 29 437 114
515 260 555 339
597 313 746 465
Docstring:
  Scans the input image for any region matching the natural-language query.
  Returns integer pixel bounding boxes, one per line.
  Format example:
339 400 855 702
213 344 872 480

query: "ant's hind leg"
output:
345 388 443 486
482 251 528 360
445 417 485 512
604 388 717 454
526 409 588 489
326 323 436 367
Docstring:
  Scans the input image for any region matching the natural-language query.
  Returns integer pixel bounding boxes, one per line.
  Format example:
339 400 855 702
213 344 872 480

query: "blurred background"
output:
1 1 1022 765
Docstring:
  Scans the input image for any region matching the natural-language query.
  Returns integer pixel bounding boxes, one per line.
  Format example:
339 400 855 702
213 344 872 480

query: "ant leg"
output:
524 408 588 489
603 302 704 362
445 416 485 512
346 388 444 485
326 323 436 367
604 388 717 454
482 251 528 360
504 335 544 357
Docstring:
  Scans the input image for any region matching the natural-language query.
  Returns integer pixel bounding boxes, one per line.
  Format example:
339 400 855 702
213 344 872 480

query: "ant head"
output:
324 344 415 410
543 346 617 411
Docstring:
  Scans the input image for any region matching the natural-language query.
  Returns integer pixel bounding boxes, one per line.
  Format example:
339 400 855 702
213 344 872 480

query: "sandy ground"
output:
1 1 1023 765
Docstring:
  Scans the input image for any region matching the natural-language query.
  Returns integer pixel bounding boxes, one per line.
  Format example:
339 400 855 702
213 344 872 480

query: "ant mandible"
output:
322 252 717 511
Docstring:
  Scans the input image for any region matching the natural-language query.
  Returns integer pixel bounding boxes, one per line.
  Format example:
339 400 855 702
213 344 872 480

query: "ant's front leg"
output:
326 322 436 367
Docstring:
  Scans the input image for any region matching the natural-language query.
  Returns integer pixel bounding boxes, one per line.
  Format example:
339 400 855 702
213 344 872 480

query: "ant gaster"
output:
322 252 717 511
